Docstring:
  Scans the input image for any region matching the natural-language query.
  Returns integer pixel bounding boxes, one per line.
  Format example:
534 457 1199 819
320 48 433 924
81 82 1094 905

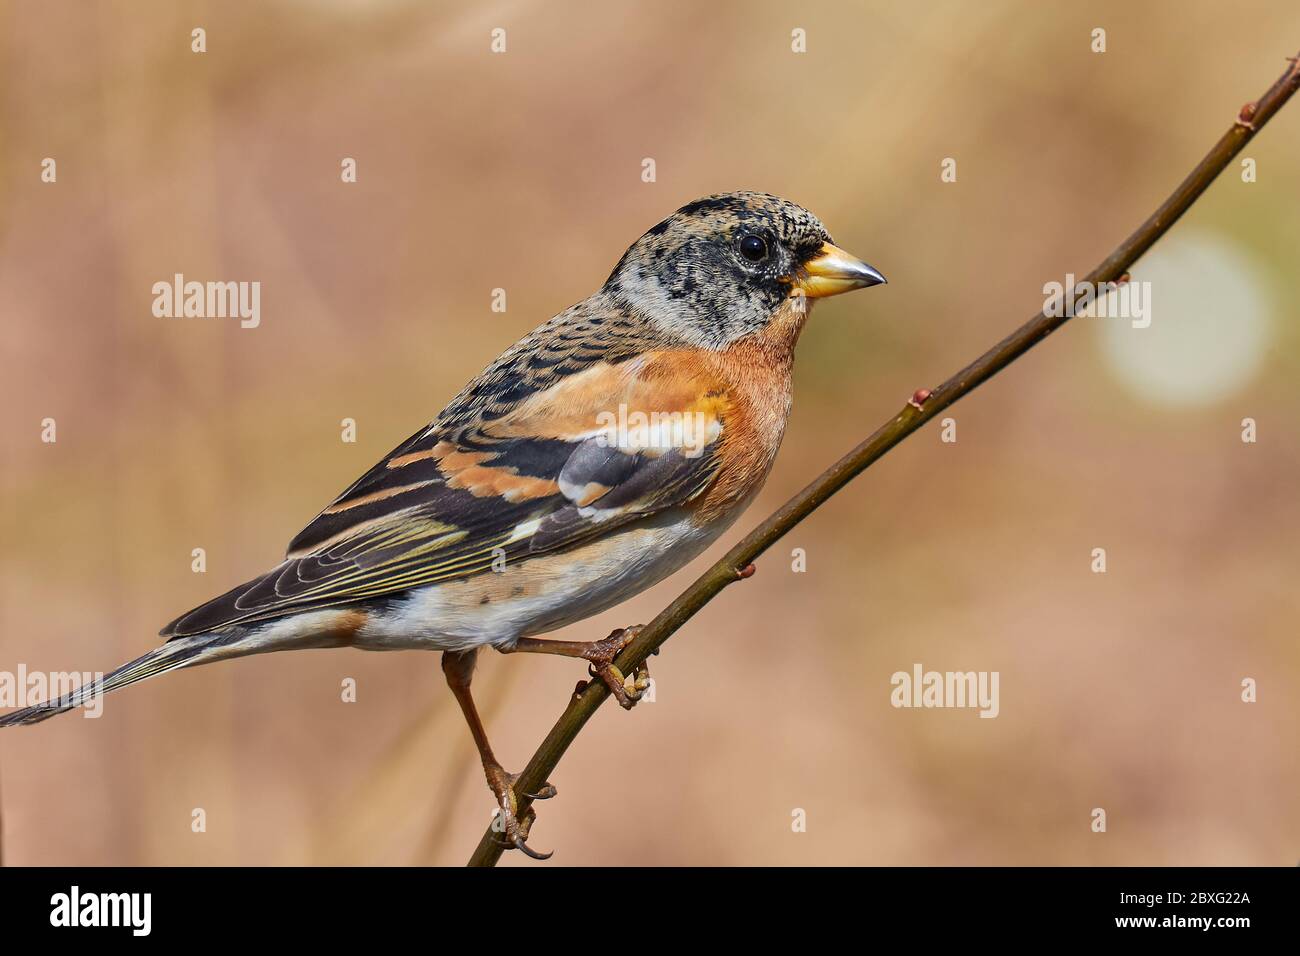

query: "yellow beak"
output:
794 242 887 298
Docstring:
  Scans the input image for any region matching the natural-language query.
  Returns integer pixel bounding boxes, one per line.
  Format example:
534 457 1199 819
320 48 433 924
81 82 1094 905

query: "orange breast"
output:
647 297 806 522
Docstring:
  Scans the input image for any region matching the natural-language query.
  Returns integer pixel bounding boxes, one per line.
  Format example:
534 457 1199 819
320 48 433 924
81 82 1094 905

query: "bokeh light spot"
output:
1095 231 1274 407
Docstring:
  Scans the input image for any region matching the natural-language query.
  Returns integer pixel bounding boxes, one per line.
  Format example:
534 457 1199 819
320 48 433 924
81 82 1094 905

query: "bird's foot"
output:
484 763 557 860
574 625 650 709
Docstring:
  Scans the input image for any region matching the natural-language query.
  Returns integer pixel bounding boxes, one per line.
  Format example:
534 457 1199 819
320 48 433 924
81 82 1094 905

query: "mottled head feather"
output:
604 191 833 349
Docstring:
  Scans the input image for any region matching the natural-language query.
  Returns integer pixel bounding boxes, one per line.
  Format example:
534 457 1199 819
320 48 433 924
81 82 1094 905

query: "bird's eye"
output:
739 235 768 262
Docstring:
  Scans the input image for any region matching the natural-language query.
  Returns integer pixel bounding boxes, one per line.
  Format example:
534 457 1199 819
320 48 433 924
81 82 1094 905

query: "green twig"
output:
468 52 1300 867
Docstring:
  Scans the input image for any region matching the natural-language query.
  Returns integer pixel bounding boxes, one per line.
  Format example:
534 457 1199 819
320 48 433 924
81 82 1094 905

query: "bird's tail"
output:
0 634 233 728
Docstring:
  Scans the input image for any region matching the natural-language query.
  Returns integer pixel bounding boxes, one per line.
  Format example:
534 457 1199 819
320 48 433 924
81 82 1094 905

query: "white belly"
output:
352 505 742 652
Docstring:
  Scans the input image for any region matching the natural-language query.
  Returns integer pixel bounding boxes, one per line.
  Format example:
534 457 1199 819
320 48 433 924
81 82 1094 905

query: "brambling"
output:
1 191 884 857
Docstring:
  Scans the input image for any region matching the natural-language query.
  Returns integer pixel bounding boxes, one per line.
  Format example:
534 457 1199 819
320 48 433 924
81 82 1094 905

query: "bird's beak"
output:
795 242 887 298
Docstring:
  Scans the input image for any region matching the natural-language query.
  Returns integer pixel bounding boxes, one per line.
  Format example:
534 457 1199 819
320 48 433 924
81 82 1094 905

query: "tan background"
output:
1 0 1297 866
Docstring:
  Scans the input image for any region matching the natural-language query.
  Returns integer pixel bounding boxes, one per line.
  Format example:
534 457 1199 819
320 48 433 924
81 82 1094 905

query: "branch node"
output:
908 387 933 410
734 563 757 580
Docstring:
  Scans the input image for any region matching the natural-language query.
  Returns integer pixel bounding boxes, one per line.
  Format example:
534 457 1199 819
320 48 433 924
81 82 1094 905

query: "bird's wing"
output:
161 349 728 638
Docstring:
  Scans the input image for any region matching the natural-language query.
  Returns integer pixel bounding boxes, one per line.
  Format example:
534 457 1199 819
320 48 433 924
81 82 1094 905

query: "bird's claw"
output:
575 625 649 709
485 764 555 860
584 659 652 709
524 781 558 801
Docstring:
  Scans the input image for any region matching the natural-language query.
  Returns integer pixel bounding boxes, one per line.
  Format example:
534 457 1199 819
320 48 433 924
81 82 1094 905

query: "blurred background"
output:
1 0 1297 866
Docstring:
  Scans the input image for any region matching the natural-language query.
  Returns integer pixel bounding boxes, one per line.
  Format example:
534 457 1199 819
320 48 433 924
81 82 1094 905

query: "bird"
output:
0 190 885 857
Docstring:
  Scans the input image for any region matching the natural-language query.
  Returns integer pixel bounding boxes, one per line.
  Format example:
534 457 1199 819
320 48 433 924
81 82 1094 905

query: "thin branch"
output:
468 53 1300 867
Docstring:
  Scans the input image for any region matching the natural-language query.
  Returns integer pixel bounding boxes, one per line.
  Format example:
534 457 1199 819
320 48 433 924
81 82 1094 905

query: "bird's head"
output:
604 191 885 350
